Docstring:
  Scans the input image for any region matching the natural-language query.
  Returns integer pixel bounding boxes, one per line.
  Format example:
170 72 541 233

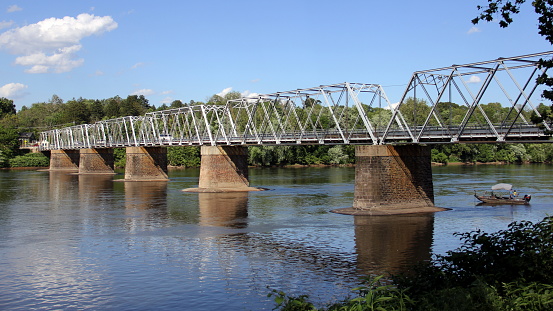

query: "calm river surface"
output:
1 164 552 310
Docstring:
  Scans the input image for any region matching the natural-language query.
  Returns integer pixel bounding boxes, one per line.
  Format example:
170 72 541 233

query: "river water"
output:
1 164 552 310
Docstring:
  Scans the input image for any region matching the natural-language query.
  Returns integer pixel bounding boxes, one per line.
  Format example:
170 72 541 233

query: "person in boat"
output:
509 189 514 199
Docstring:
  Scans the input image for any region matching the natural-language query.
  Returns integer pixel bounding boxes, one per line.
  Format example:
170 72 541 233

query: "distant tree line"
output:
0 93 553 168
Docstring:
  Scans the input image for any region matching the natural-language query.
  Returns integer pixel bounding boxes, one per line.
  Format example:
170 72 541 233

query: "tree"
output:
49 94 63 105
120 95 151 116
207 91 241 105
398 97 432 126
104 96 123 118
88 100 105 122
472 1 553 103
170 100 184 108
64 98 91 124
0 125 20 167
0 97 16 118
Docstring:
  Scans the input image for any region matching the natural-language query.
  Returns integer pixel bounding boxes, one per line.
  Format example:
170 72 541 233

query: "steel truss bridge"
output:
40 51 553 151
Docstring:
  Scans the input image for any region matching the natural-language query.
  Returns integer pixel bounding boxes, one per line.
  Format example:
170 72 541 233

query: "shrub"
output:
9 153 49 167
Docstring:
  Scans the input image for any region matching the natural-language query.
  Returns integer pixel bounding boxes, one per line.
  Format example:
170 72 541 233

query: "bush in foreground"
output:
271 217 553 311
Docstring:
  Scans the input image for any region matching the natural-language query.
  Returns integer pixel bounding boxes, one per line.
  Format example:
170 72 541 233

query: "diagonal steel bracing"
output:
39 52 553 151
381 51 553 144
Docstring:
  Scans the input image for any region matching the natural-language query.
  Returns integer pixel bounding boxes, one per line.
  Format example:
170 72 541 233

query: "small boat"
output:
474 183 531 205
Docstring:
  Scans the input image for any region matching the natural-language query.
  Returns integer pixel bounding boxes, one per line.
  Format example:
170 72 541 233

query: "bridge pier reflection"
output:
354 214 434 276
198 192 249 228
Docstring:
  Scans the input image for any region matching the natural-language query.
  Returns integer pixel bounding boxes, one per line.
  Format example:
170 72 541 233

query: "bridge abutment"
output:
78 148 115 174
49 149 79 171
124 147 168 181
335 145 447 215
184 146 264 192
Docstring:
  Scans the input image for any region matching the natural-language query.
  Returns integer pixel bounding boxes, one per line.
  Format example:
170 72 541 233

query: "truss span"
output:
39 53 553 151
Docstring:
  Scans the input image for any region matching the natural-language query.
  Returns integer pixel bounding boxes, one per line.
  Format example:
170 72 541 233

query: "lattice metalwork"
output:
39 53 553 150
381 51 553 143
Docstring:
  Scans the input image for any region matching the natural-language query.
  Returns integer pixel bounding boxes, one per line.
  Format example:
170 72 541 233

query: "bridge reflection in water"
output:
45 171 434 277
198 192 249 228
30 169 440 310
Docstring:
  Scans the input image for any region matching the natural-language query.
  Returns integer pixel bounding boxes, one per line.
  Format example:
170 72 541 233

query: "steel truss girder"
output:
381 51 553 144
39 52 553 151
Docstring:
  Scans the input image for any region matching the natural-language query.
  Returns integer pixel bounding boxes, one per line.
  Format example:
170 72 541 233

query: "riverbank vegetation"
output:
270 216 553 311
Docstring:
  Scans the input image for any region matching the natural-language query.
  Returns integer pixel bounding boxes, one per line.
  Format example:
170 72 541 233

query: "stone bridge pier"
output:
48 149 80 171
334 145 447 215
124 147 168 181
184 145 264 192
78 148 115 174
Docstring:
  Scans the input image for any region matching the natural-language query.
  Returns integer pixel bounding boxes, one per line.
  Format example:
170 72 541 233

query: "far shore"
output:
3 161 551 171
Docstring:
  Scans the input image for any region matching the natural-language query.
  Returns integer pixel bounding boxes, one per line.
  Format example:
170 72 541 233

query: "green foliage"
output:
399 98 432 126
0 126 20 166
268 289 317 311
439 217 553 287
247 145 351 167
0 97 16 118
120 95 152 116
328 145 350 164
167 146 200 167
431 149 448 164
113 148 126 168
9 153 49 167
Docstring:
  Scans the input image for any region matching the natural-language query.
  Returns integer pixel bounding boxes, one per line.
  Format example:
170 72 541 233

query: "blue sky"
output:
0 0 551 110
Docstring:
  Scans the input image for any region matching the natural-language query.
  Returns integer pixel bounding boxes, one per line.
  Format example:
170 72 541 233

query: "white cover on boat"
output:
491 183 512 190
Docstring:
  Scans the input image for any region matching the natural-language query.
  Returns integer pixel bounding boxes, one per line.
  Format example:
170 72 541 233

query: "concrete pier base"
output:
78 148 115 174
49 149 79 171
124 147 168 181
183 146 264 192
333 145 447 215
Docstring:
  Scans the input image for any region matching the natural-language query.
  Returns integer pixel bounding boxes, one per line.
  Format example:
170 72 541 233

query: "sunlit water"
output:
0 165 552 310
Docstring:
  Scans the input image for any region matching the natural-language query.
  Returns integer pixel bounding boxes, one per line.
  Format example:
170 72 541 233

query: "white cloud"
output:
467 75 481 83
131 88 155 96
0 13 117 73
0 20 13 30
241 90 259 98
217 87 233 97
467 26 481 34
160 97 173 104
384 102 400 110
7 5 22 13
160 90 173 95
131 62 144 69
0 82 28 98
15 45 84 73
